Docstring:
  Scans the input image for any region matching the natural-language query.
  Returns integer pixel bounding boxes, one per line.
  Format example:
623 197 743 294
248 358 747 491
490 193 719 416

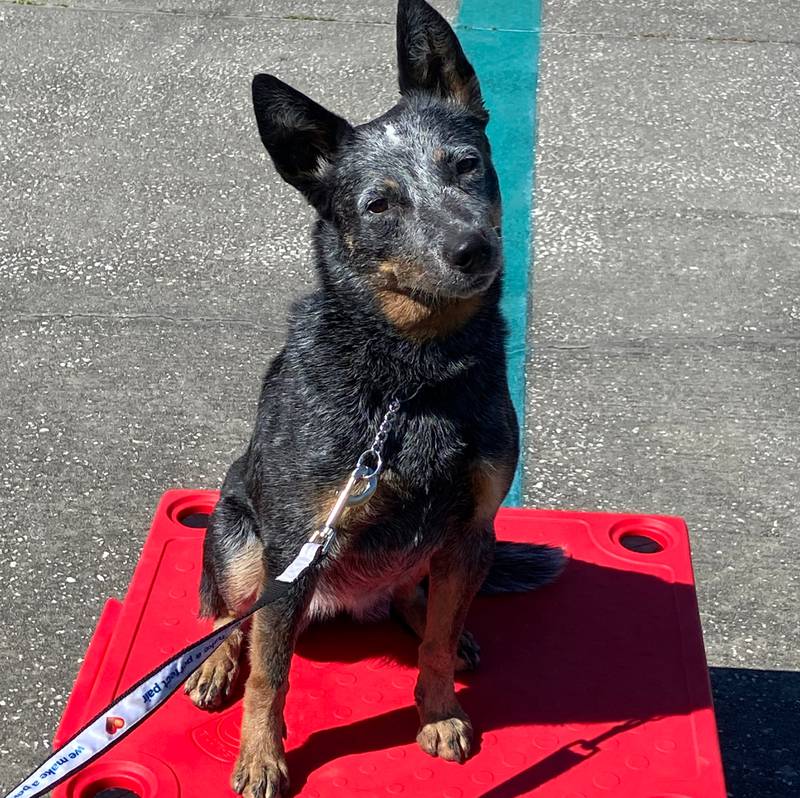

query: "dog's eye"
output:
367 198 389 214
456 156 480 175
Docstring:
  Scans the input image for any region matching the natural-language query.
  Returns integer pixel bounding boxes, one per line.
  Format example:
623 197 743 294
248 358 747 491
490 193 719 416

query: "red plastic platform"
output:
53 490 726 798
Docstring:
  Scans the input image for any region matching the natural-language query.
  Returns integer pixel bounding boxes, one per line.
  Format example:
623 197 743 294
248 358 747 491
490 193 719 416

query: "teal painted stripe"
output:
455 0 542 506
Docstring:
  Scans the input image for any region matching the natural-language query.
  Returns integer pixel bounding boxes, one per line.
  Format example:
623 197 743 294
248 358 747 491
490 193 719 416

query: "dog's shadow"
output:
282 558 711 796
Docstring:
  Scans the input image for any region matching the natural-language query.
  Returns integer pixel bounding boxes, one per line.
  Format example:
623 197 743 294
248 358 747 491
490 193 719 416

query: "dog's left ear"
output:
252 74 352 214
396 0 487 123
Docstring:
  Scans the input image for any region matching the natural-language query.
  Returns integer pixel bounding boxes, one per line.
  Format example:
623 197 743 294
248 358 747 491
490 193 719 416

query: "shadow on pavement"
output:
710 666 800 798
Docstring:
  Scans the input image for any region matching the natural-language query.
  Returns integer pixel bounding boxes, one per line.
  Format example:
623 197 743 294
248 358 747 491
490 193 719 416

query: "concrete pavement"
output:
528 3 799 795
0 1 797 795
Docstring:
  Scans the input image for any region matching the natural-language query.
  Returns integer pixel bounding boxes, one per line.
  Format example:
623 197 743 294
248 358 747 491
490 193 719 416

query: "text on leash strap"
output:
2 395 409 798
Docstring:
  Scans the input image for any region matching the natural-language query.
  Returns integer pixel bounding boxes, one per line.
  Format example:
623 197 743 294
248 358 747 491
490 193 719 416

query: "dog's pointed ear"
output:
396 0 487 122
252 74 352 213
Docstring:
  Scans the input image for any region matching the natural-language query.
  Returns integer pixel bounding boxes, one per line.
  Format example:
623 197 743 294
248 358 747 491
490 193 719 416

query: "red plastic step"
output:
52 489 726 797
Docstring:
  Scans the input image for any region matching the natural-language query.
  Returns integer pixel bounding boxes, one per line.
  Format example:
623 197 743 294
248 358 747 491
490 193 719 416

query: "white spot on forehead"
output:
384 123 401 145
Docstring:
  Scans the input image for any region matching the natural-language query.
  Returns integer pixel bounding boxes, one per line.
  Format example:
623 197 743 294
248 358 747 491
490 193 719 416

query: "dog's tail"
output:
480 541 567 595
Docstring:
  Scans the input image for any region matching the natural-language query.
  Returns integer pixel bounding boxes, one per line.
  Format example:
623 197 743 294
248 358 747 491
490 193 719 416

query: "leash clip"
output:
309 525 337 559
310 463 379 560
307 391 417 561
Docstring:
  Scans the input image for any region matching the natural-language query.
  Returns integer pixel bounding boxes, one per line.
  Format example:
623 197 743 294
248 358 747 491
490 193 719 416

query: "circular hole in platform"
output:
619 533 664 554
177 510 210 528
67 758 174 798
165 494 218 530
609 518 675 555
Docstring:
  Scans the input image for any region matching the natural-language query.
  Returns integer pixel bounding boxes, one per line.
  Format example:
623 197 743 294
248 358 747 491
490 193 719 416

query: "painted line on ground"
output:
455 0 542 506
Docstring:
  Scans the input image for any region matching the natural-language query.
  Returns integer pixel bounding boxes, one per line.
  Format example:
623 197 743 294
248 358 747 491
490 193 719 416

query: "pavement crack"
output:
543 205 800 225
537 333 800 355
0 0 393 26
14 311 273 331
542 28 800 48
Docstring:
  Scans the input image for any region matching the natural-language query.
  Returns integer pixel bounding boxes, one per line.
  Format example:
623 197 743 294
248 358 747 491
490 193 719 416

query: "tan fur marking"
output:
383 178 400 191
418 571 467 679
314 470 406 535
433 148 446 163
471 459 514 525
438 65 482 112
240 666 286 753
185 615 243 709
221 538 264 611
394 581 478 672
414 564 474 762
233 618 289 795
374 260 483 340
378 258 425 283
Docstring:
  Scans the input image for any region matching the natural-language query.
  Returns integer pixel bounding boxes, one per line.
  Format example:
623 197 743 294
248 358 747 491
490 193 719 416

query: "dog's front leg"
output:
414 527 494 762
232 594 305 798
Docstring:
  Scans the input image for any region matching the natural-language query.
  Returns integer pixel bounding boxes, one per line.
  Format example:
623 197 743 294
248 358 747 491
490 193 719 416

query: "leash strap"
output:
4 391 417 798
2 541 324 798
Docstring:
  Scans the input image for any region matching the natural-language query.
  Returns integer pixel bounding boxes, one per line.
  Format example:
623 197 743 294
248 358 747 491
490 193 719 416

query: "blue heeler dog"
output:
186 1 564 795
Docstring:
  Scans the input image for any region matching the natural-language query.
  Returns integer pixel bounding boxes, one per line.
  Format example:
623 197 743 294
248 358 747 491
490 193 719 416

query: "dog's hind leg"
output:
414 528 495 763
186 459 264 710
392 582 481 671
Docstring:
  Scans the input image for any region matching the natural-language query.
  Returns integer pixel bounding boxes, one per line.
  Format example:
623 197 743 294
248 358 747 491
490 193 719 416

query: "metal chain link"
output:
355 396 402 479
310 386 422 553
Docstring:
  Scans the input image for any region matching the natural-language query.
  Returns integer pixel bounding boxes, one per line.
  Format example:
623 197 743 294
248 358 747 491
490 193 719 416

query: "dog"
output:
185 2 564 795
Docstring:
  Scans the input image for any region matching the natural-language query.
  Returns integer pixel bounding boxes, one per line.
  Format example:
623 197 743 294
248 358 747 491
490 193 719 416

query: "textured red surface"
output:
53 489 726 798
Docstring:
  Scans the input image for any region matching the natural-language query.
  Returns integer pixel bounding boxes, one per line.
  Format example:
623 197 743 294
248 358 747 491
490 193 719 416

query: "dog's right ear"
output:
396 0 487 122
252 74 352 213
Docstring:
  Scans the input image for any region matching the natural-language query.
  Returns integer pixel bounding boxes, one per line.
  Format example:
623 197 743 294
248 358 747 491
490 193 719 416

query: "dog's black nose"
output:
448 231 492 273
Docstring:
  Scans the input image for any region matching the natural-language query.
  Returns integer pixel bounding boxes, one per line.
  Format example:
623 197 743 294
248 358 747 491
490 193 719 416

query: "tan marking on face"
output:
377 290 483 341
344 233 355 253
471 459 514 524
374 259 482 341
378 258 425 284
383 177 400 191
433 148 446 163
221 538 264 610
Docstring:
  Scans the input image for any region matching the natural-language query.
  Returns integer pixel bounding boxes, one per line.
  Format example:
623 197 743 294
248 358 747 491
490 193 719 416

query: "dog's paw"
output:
184 649 240 710
455 629 480 671
231 750 289 798
416 716 473 762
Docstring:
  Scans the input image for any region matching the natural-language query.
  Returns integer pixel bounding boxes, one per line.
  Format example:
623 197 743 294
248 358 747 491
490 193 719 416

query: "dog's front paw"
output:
455 629 480 671
417 716 473 762
184 649 240 710
231 748 289 798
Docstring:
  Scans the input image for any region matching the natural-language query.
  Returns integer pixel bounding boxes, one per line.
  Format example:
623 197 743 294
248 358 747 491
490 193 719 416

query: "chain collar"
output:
309 386 423 555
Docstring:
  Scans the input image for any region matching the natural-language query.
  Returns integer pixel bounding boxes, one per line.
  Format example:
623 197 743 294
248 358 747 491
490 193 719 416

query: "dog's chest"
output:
389 405 472 488
308 541 429 623
306 457 460 623
299 395 504 621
